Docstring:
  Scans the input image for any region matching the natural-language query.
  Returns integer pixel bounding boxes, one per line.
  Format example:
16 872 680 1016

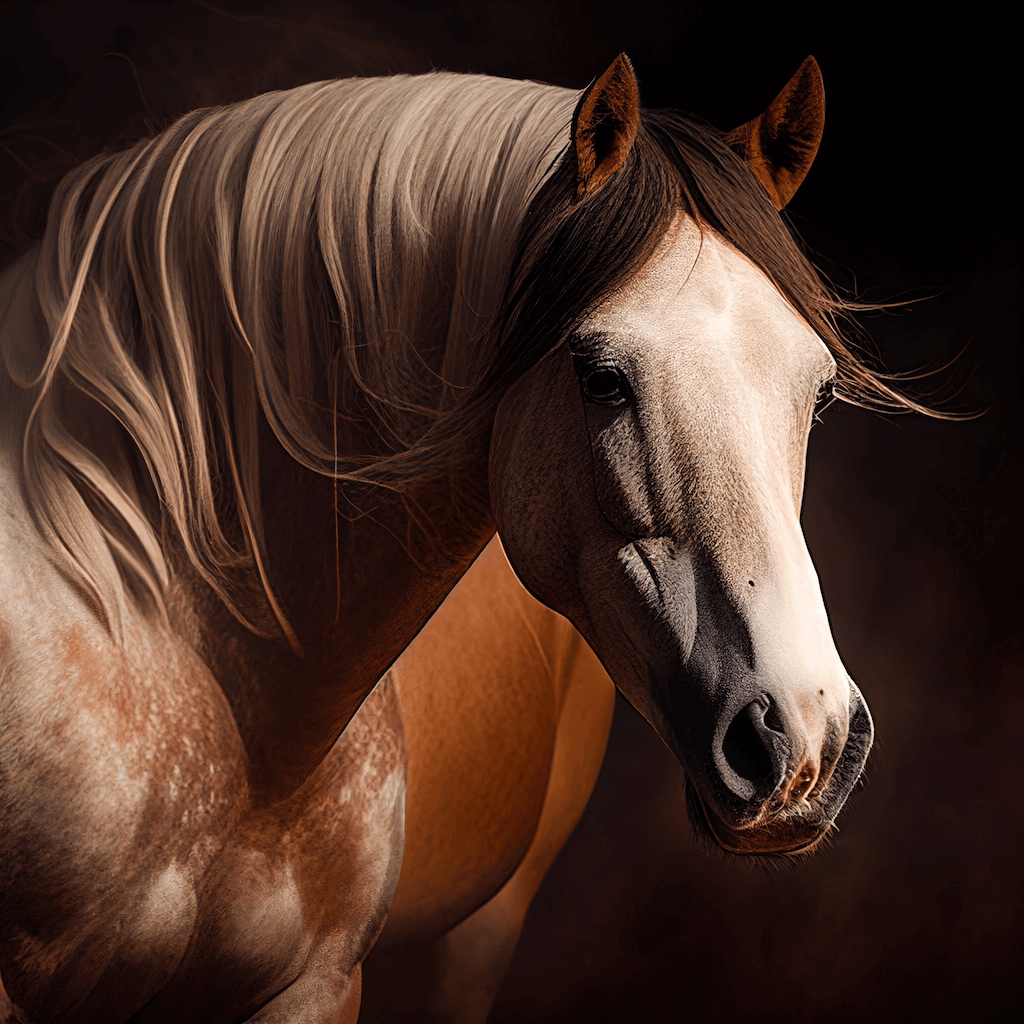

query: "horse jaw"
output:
490 215 873 858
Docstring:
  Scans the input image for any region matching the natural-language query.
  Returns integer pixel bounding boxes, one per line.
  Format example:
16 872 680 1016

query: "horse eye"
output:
582 366 629 406
814 379 837 421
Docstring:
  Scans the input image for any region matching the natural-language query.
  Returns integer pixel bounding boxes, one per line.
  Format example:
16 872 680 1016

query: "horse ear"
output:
725 56 825 210
572 53 641 199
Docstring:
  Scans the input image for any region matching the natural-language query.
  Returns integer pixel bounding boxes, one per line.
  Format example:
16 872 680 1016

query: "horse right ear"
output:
724 56 825 210
572 54 641 199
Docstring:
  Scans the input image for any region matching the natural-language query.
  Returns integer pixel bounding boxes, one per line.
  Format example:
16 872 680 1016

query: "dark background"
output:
1 2 1018 1021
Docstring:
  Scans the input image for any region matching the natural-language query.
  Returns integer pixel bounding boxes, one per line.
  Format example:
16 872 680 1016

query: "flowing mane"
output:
0 60 902 1018
2 70 912 640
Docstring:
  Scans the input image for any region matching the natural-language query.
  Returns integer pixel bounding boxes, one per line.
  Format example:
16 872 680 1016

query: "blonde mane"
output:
3 69 923 644
6 74 575 638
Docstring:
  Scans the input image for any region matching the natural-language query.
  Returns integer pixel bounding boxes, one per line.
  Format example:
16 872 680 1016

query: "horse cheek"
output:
489 349 592 626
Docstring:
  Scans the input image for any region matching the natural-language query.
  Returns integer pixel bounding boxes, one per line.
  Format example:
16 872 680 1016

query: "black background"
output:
1 3 1018 1021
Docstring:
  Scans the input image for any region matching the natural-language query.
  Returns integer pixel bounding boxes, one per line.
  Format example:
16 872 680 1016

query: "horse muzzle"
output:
685 681 874 857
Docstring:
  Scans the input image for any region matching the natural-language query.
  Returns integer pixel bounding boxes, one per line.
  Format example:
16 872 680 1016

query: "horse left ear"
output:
725 56 825 210
572 53 641 199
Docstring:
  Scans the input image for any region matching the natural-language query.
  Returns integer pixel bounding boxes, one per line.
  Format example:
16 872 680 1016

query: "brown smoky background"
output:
1 2 1018 1020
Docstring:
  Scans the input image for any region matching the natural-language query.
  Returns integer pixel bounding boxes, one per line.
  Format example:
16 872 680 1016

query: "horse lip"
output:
685 777 830 856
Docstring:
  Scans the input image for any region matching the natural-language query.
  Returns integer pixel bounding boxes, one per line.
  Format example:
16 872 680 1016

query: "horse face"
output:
489 214 873 856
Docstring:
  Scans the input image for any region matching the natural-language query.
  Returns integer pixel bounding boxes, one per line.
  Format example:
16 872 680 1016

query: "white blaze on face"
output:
580 214 850 742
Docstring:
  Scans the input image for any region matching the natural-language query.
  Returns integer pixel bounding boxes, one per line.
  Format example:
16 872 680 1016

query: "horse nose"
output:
717 695 792 803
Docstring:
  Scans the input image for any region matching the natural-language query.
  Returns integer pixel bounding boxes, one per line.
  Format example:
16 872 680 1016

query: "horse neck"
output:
1 248 498 800
176 410 497 801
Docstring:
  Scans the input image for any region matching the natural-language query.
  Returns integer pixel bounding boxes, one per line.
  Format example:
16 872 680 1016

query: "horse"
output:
0 53 907 1022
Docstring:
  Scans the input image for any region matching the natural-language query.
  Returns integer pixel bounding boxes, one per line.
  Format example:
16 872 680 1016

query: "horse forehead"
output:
595 220 831 381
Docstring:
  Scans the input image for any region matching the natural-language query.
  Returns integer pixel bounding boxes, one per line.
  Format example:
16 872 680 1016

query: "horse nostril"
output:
719 697 790 802
722 703 772 784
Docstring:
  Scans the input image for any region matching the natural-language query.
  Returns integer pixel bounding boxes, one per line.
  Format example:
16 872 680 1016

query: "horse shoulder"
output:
0 460 250 1019
0 450 399 1019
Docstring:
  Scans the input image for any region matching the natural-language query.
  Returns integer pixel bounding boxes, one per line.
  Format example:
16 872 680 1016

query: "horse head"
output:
491 56 873 857
8 51 876 855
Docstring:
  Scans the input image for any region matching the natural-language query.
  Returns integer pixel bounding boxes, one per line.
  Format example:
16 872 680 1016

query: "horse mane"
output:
5 70 920 642
10 73 575 637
